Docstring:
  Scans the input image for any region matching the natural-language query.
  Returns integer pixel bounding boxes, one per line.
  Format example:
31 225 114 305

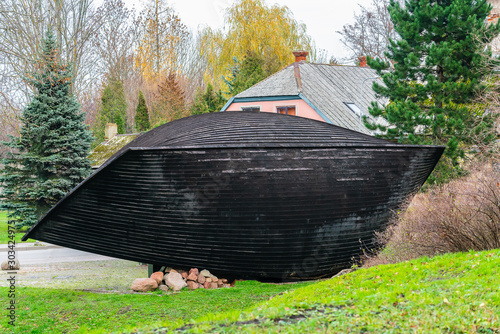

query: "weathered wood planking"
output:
23 112 444 280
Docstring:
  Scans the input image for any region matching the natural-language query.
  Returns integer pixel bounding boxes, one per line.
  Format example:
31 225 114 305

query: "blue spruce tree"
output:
0 31 93 228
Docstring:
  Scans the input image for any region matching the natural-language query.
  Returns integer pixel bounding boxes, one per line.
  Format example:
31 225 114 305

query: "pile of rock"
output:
131 268 232 292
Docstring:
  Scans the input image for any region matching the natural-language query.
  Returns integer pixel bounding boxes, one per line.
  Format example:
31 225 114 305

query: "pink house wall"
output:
225 99 326 123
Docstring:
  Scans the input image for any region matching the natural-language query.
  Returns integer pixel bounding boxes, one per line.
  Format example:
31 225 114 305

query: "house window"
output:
241 106 260 112
344 102 361 116
276 106 296 115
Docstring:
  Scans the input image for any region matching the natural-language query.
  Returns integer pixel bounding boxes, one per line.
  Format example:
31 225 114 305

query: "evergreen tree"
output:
135 90 150 132
153 72 186 125
190 84 226 115
0 31 93 228
224 50 281 97
93 79 128 144
367 0 500 184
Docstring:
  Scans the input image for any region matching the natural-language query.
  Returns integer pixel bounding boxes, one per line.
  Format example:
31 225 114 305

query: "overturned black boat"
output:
23 111 444 280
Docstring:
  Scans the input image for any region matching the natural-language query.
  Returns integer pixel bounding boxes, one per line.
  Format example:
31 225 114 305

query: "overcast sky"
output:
127 0 375 62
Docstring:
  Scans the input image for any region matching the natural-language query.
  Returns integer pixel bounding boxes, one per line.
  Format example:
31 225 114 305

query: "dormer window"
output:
344 102 361 116
277 106 296 115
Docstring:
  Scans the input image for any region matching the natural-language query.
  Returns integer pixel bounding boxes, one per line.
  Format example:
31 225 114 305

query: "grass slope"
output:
1 250 498 333
161 249 500 333
0 281 312 333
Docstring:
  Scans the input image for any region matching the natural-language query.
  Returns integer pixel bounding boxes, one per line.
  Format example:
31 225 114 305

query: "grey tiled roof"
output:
234 62 386 134
236 65 299 97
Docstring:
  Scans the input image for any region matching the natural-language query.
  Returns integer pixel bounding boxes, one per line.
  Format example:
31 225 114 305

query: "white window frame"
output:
344 102 362 116
240 105 261 112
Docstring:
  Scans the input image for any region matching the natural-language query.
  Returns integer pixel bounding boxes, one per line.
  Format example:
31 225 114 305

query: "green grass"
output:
156 249 500 333
1 250 498 333
0 280 313 333
0 211 35 244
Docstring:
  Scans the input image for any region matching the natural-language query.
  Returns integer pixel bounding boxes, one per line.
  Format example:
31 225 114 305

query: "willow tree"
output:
198 0 314 91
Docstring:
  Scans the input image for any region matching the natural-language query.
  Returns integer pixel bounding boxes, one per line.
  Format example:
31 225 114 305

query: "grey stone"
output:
200 269 211 277
1 259 20 271
164 272 187 291
159 284 170 292
331 269 354 278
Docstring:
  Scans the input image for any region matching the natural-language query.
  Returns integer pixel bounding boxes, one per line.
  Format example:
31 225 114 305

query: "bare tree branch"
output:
337 0 401 63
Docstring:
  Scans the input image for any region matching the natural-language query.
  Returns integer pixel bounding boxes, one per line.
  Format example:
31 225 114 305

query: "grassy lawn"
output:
157 249 500 333
0 211 36 244
1 249 498 333
0 250 500 333
0 280 313 333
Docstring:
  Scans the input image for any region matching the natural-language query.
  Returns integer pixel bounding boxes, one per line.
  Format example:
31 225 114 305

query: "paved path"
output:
0 242 61 252
1 243 118 264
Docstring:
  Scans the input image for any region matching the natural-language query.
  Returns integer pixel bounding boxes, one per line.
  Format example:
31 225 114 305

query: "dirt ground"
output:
0 259 147 292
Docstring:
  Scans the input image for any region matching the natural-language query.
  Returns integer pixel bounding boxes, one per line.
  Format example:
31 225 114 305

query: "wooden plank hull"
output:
23 144 443 280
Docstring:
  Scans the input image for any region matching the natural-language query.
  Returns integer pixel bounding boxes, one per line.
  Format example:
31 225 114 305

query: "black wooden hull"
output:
24 150 442 279
23 112 444 280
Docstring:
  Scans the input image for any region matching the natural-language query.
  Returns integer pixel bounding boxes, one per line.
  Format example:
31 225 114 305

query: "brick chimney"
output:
105 123 118 140
293 50 309 62
358 56 368 68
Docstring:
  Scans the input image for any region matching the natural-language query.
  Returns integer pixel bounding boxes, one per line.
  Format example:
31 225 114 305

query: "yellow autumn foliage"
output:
135 0 190 81
198 0 315 91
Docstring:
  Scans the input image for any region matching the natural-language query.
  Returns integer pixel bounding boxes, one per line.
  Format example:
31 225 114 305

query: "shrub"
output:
364 160 500 267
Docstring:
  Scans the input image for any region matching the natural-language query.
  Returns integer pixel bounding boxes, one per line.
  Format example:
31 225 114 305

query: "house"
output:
488 0 500 57
221 51 386 134
88 123 140 169
488 0 500 24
